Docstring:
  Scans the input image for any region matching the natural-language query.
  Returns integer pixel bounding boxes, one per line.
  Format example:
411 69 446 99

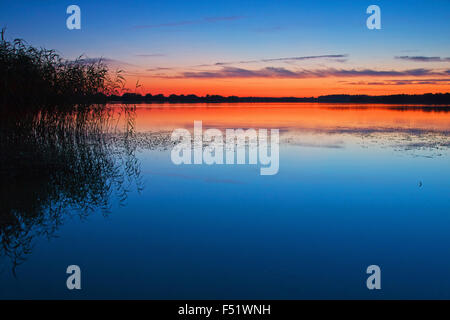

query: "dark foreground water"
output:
0 103 449 299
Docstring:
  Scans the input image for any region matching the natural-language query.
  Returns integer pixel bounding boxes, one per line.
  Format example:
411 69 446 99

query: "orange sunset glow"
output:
124 76 450 97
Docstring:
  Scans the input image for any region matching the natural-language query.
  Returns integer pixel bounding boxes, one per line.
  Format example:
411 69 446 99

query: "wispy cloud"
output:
135 54 165 57
155 66 449 79
77 57 137 68
395 56 450 62
134 16 244 29
143 54 348 74
345 79 450 85
206 54 348 67
261 55 348 63
146 67 172 72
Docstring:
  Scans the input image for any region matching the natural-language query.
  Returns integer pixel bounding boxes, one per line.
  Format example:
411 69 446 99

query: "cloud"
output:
261 55 348 63
134 16 244 29
146 67 172 71
76 57 137 68
395 56 450 62
326 68 438 77
143 54 348 74
179 67 296 78
156 66 448 79
135 54 165 57
208 54 348 67
345 79 450 85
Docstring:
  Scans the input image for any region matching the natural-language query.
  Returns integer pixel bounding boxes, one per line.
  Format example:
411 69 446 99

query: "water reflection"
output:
0 103 449 298
1 104 449 272
0 105 145 272
127 103 450 158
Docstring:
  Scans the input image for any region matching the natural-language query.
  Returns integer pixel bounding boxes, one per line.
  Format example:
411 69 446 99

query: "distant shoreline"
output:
105 93 450 105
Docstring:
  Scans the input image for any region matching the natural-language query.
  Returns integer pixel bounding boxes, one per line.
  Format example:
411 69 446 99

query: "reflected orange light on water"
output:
112 103 450 133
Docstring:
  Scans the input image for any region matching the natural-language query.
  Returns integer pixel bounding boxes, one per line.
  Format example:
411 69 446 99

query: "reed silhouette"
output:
0 28 124 109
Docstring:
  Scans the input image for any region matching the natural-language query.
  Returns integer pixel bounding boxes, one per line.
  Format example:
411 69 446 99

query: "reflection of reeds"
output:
0 105 141 273
0 29 124 108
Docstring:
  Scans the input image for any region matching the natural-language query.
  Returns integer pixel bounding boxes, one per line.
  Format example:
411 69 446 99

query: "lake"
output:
1 103 449 299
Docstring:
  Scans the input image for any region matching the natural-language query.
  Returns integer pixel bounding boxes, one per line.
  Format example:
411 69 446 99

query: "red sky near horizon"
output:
123 76 450 97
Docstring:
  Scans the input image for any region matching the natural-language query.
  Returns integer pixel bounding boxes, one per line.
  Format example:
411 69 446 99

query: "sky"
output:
1 0 449 97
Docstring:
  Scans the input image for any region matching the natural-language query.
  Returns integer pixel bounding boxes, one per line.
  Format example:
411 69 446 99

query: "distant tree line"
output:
108 93 316 103
103 92 450 105
316 93 450 104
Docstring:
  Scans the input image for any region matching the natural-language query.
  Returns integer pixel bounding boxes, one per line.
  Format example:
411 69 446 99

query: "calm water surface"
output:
1 103 449 299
